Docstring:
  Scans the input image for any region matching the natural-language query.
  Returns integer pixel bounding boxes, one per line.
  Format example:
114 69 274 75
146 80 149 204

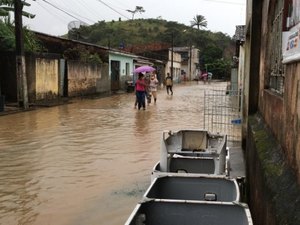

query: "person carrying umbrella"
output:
135 73 147 110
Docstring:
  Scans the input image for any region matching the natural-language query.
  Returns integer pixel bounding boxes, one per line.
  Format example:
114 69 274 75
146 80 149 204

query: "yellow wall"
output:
35 58 59 100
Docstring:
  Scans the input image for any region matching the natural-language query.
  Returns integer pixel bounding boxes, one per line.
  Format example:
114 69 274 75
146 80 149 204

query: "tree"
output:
190 14 207 30
126 6 145 20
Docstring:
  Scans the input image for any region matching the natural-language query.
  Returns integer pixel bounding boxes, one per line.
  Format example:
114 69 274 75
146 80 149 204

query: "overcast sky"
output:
22 0 246 37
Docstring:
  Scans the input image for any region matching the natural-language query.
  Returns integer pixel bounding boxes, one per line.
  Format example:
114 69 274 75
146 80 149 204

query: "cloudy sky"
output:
22 0 246 37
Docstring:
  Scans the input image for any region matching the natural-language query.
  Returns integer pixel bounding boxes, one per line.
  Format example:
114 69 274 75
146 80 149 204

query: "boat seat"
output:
204 192 217 201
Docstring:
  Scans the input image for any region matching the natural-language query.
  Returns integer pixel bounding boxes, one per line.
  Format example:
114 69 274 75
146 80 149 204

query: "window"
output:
126 63 130 75
268 0 286 95
286 0 300 29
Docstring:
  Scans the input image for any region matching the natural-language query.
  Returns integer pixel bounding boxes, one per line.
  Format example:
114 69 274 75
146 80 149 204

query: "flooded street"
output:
0 82 228 225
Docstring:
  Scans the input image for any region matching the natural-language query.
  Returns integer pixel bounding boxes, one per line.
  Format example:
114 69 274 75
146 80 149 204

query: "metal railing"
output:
204 85 242 141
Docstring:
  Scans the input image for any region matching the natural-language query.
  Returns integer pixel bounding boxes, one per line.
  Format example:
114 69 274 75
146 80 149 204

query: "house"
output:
109 50 135 92
173 46 200 81
125 43 199 83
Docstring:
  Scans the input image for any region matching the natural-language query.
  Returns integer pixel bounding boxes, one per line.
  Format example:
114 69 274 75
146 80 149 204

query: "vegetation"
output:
190 15 207 30
63 46 102 64
0 0 35 18
126 6 145 20
68 18 235 79
0 21 42 52
0 0 41 52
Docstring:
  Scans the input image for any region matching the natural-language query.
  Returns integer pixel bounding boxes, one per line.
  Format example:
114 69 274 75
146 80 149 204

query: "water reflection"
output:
0 82 225 225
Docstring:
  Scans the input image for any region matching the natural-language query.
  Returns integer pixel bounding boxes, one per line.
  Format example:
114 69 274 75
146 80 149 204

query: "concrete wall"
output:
26 55 61 102
257 0 300 179
68 60 103 97
96 63 110 93
247 114 300 225
0 53 61 103
0 53 111 102
36 58 59 100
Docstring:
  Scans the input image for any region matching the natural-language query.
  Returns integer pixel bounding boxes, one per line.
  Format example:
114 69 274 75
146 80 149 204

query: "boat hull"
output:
154 129 229 180
145 175 240 202
125 200 253 225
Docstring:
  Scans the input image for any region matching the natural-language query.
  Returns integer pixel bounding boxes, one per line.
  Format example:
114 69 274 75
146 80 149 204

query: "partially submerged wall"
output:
67 60 105 97
35 58 59 100
26 54 61 102
246 114 300 225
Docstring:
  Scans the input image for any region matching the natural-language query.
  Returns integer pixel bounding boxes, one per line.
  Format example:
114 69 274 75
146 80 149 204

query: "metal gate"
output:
204 84 242 141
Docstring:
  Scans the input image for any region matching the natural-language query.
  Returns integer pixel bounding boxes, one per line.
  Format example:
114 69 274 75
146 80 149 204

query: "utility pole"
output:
171 32 174 78
14 0 29 109
189 45 192 81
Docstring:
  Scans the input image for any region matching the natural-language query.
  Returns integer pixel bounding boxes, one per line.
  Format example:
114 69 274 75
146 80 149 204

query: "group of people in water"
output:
134 71 173 110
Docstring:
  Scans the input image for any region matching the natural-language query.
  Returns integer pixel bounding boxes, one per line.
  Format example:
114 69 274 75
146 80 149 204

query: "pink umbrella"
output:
134 65 155 73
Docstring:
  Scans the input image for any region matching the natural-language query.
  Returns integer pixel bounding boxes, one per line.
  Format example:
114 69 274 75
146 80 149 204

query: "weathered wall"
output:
36 58 59 100
67 61 103 97
260 90 284 142
257 0 300 180
0 53 111 102
26 55 61 102
96 63 110 93
283 63 300 176
247 114 300 225
0 53 60 103
245 0 300 224
259 83 300 175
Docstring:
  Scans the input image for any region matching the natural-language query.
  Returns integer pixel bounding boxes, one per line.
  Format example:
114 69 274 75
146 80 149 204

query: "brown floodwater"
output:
0 82 227 225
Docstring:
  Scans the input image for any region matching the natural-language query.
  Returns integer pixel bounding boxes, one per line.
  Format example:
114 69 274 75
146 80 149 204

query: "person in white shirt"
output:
150 72 159 103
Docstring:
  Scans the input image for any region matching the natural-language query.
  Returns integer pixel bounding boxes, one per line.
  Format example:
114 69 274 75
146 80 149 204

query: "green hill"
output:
68 18 235 78
68 18 235 60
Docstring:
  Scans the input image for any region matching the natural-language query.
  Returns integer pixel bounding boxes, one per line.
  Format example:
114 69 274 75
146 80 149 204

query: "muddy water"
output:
0 82 227 225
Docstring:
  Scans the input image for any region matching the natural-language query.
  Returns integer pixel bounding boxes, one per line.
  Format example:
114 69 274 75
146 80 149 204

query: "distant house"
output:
125 43 199 82
109 50 135 92
173 46 200 81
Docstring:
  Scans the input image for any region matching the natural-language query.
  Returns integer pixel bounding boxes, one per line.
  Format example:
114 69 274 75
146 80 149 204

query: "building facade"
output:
243 0 300 224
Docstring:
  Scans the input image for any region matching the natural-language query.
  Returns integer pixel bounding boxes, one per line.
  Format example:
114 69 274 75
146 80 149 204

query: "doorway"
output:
111 60 120 91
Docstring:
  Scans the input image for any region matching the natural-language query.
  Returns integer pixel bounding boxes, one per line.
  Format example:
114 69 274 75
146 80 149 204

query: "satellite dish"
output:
68 21 88 31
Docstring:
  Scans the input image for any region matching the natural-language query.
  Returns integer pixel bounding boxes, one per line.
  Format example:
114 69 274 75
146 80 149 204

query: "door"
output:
111 60 120 91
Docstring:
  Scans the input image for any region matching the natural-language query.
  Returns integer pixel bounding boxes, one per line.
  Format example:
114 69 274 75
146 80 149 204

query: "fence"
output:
204 84 242 141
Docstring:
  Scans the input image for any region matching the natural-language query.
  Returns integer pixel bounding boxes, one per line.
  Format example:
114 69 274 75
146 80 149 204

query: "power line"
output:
40 0 91 24
75 0 105 21
95 0 131 20
203 0 245 6
35 1 70 24
108 0 132 11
